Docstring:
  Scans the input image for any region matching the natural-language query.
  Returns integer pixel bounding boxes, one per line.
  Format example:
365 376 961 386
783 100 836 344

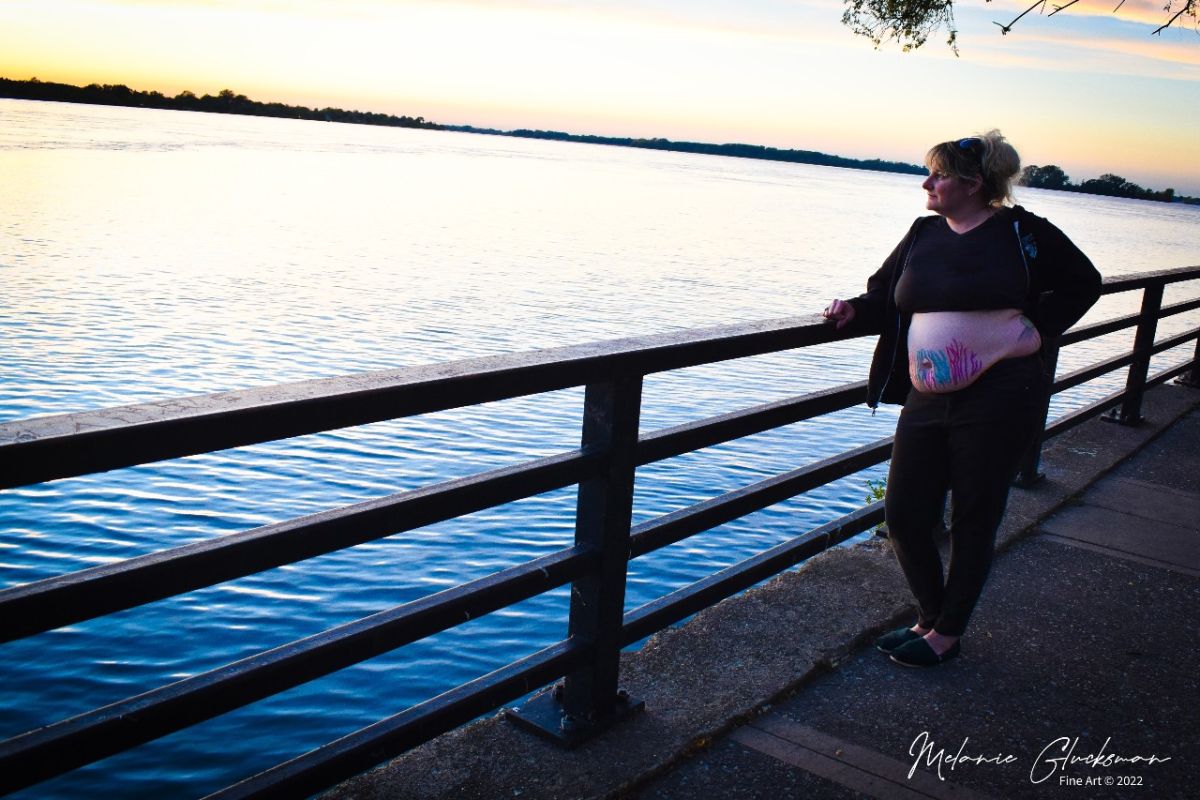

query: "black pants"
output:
885 353 1045 637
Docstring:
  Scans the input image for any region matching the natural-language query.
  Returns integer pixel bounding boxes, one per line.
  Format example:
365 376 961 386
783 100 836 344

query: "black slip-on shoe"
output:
875 626 923 654
889 637 961 667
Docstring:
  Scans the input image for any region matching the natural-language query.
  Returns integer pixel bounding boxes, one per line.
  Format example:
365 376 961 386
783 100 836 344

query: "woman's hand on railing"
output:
823 299 856 330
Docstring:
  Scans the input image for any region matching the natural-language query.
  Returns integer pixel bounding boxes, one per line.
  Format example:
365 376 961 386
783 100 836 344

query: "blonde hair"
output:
925 129 1021 207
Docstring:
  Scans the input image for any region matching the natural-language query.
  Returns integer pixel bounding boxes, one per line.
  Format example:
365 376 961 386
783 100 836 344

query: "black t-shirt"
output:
894 212 1030 314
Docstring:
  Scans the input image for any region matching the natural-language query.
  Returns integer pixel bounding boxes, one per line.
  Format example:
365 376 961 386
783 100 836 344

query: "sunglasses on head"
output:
956 137 984 172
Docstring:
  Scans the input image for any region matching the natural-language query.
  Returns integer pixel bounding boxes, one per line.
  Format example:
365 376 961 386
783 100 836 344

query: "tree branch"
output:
844 0 1195 50
1049 0 1084 17
1152 0 1195 34
994 0 1048 34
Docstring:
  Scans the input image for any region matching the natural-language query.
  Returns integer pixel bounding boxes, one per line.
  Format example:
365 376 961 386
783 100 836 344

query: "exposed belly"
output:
908 309 1042 393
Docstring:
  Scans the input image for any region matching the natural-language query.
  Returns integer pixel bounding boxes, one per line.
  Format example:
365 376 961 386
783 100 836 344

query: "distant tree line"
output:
6 77 1192 203
3 75 923 175
0 77 440 130
1020 164 1196 205
445 125 928 176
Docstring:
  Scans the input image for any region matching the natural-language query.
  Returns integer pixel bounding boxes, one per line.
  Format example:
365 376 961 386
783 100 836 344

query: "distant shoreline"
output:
0 77 440 131
0 77 925 178
439 124 927 177
3 77 1195 203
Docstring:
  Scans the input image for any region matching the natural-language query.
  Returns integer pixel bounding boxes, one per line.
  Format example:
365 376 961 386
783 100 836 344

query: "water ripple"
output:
1 98 1197 800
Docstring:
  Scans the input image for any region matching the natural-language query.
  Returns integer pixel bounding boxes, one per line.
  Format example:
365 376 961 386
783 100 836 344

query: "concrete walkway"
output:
632 400 1199 800
326 382 1199 800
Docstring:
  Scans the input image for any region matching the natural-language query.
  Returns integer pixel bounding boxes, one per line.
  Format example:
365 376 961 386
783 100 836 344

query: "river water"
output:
1 99 1197 798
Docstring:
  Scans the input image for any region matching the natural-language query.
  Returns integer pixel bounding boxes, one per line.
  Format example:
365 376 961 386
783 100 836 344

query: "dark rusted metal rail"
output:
1 264 1197 799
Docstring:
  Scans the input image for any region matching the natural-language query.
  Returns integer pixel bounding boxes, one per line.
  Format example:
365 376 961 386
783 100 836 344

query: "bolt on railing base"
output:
505 683 644 748
1101 408 1145 426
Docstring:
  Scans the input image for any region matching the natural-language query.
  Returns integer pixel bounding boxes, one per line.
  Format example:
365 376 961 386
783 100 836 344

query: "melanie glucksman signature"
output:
907 731 1172 784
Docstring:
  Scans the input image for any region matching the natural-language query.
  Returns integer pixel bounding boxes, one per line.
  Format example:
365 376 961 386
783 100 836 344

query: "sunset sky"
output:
2 0 1198 194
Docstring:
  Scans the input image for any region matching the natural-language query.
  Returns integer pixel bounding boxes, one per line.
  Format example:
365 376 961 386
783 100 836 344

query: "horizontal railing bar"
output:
1059 296 1200 348
1151 326 1200 355
629 438 892 559
0 449 597 643
1145 359 1194 389
1159 296 1200 319
7 262 1196 492
1044 358 1194 442
1097 265 1200 294
0 315 845 489
1043 388 1127 439
622 502 884 646
1051 352 1135 394
203 639 588 800
0 547 592 795
1058 311 1139 347
636 382 865 466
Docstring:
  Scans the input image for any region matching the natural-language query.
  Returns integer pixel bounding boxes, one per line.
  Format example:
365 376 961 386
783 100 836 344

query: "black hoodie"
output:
845 205 1102 408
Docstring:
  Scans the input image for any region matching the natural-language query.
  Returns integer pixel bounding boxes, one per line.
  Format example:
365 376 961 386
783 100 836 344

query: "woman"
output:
823 130 1101 667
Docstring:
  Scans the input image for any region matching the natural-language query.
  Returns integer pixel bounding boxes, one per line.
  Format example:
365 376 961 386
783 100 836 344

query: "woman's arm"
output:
1024 213 1102 338
835 219 924 335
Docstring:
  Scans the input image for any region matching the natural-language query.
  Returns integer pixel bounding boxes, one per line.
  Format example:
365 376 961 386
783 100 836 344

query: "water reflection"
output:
1 99 1197 798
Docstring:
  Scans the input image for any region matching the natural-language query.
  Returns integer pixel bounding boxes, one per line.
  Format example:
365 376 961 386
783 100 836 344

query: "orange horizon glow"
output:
2 0 1198 195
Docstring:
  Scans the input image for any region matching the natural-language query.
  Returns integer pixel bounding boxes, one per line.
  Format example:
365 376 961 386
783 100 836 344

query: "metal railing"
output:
1 264 1197 799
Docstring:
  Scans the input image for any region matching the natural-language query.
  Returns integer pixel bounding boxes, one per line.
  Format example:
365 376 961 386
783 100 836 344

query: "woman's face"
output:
921 166 982 218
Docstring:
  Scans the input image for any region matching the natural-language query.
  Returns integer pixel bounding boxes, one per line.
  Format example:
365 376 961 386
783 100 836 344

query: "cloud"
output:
284 0 854 45
965 0 1198 34
948 0 1200 76
1020 0 1196 29
964 29 1200 78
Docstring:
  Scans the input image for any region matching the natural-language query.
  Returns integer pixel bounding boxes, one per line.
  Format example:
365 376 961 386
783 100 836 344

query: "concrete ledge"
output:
324 382 1200 800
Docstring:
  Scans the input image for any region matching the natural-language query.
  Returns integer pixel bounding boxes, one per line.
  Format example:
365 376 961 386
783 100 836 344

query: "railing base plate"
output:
1175 374 1200 389
505 685 644 748
1101 408 1144 426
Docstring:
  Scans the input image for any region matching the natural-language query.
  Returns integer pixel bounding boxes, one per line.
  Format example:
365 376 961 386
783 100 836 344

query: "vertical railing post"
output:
1106 282 1164 425
506 373 644 745
1177 332 1200 388
1016 340 1061 488
561 374 643 727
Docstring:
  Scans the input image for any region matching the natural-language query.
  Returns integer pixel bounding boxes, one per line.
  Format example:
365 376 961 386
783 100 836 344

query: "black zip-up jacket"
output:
845 205 1102 408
